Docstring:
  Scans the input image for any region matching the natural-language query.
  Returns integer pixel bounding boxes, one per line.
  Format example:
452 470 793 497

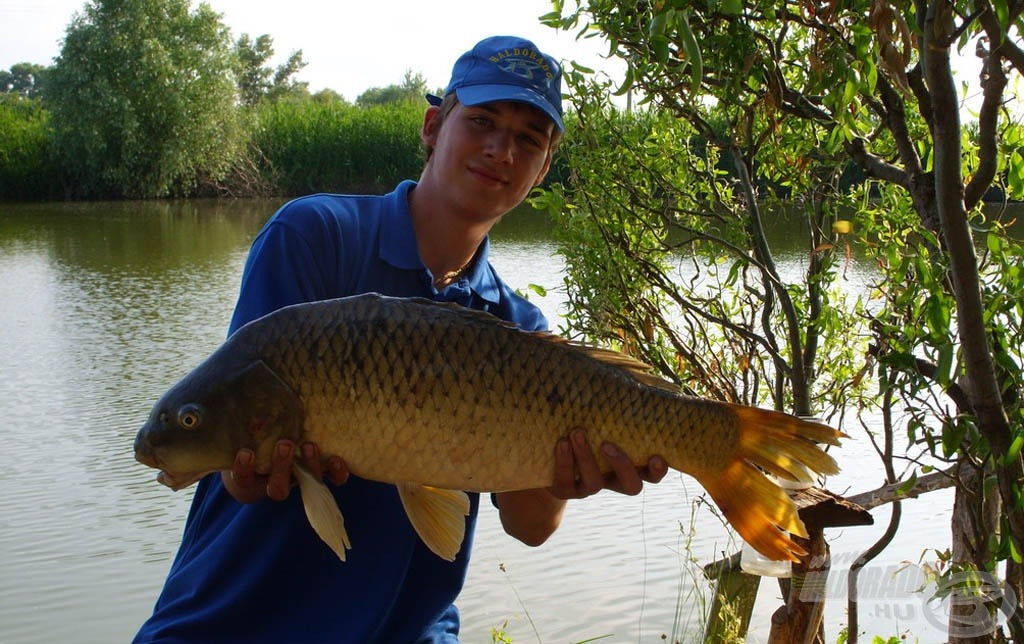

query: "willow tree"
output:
540 1 1024 641
46 0 242 198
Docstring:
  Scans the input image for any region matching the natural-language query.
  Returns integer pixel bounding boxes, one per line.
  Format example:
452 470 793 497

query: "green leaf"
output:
538 11 563 27
935 342 953 387
987 230 1003 254
1003 434 1024 465
652 37 670 64
674 10 703 94
941 419 967 458
864 59 878 93
612 65 635 96
719 0 743 15
843 77 858 104
896 470 918 495
996 1 1011 32
926 294 951 340
649 11 668 39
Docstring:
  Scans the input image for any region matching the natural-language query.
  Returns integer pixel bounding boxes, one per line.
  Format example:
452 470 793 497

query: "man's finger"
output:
600 442 643 496
325 456 350 486
547 437 577 499
231 449 258 487
642 455 669 484
266 440 295 501
570 430 604 496
301 442 324 479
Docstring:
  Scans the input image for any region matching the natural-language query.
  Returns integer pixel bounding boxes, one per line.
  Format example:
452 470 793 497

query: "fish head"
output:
134 355 304 490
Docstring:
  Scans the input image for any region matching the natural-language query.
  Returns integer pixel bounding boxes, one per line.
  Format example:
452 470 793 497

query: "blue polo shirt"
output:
134 180 548 643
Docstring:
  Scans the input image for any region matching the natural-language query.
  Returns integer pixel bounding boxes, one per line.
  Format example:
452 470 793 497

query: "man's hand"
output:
547 429 668 499
496 429 669 546
221 439 350 504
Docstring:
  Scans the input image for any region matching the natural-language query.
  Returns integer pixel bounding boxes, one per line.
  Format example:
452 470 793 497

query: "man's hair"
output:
424 94 563 162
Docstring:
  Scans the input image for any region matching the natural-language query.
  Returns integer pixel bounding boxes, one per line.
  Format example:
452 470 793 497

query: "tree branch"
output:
847 468 957 511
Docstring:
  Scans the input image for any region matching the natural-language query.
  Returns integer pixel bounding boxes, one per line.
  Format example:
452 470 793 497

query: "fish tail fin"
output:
699 406 845 562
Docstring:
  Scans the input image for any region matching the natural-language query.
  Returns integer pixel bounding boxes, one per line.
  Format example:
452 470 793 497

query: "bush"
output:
0 96 60 200
46 0 242 199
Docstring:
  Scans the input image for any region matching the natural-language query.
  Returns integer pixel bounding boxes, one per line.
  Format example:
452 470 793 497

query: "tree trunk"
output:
948 460 1002 644
923 0 1024 558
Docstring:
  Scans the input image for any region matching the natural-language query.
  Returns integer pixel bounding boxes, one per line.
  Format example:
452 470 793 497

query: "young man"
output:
134 36 667 643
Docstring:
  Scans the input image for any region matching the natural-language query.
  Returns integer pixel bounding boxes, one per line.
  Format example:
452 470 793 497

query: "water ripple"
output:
1 202 959 644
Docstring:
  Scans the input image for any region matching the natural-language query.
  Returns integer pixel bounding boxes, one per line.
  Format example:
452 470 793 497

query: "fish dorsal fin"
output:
396 482 470 562
293 463 351 562
573 344 680 393
378 296 680 394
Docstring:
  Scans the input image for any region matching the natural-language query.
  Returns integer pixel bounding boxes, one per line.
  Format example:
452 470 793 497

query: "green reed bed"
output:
0 97 427 201
252 99 425 196
0 97 61 201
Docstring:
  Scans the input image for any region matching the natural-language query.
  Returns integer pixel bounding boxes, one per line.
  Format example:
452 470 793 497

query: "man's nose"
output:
483 130 514 163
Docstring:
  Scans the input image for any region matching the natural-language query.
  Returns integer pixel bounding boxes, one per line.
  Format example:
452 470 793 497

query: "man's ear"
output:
421 106 442 147
532 151 554 187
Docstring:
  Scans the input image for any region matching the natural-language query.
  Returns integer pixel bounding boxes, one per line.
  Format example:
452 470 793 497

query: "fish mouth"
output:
135 450 160 469
156 470 211 491
136 451 210 490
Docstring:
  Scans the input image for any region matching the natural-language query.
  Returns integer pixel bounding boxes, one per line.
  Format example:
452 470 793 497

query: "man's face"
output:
420 100 555 222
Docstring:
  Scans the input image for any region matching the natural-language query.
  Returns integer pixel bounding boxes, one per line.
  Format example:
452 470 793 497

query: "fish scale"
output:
135 292 844 563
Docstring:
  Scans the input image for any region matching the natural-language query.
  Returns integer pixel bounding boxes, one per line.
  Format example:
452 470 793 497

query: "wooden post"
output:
768 527 830 644
767 488 874 644
703 552 761 642
701 487 874 643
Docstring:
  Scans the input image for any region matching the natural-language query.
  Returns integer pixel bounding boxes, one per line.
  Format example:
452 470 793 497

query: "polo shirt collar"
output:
378 180 500 304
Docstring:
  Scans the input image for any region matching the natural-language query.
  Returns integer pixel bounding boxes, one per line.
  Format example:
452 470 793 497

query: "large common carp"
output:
134 293 842 564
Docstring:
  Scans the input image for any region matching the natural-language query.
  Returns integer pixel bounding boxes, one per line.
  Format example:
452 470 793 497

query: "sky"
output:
0 0 623 102
1 0 1003 114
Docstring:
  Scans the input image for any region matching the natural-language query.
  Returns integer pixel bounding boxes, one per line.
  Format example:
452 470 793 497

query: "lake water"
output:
0 198 966 643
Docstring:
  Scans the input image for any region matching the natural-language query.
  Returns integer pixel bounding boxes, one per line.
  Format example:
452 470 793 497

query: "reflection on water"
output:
0 199 282 643
0 199 966 643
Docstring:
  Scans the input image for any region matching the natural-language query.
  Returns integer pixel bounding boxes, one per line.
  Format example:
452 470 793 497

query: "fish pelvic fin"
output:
700 407 845 562
396 483 471 562
294 463 351 562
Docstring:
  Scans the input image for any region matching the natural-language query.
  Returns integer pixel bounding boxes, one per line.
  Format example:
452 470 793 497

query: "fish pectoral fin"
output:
396 483 470 562
293 463 351 562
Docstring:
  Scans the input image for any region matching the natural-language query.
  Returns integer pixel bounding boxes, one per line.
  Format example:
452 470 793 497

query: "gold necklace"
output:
433 259 473 289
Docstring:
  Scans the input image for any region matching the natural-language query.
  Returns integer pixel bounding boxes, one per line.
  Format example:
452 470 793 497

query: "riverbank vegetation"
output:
537 2 1024 642
0 91 431 201
0 0 434 201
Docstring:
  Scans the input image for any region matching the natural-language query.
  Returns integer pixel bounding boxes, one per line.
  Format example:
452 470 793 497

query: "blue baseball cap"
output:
427 36 564 132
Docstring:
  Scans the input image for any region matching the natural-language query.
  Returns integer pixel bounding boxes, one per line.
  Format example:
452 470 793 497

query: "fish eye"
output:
178 404 203 430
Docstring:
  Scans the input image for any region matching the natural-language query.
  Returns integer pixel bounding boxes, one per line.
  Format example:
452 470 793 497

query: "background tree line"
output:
0 0 435 201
